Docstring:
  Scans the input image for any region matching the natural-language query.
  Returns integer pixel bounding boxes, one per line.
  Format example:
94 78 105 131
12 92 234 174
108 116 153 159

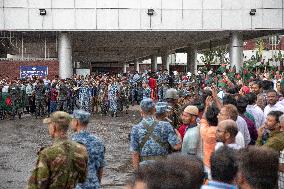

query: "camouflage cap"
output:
165 88 179 99
140 98 155 112
43 111 72 125
155 102 170 115
71 109 91 123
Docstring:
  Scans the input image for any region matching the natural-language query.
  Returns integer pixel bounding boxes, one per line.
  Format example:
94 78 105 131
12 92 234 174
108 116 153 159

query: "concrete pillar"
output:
161 53 170 72
134 60 140 73
151 55 157 72
229 32 243 73
123 63 128 73
58 32 73 79
186 46 197 74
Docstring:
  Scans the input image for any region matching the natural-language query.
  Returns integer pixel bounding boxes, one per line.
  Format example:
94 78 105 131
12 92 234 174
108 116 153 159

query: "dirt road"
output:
0 106 141 189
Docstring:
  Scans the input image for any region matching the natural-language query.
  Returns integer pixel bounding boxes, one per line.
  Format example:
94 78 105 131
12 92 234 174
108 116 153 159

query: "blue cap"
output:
140 98 155 112
72 109 91 123
155 102 170 115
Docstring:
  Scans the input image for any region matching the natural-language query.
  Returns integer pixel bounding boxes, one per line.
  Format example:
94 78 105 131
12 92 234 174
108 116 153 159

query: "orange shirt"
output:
200 118 217 168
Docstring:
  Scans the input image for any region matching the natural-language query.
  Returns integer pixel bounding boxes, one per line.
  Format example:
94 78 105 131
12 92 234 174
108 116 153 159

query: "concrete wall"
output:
0 60 59 79
0 0 283 30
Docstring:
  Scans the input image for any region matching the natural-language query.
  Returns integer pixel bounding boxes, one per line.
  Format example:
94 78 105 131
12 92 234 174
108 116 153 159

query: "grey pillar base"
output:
134 61 140 73
58 32 73 79
151 55 157 72
123 63 128 73
186 46 197 74
162 54 170 72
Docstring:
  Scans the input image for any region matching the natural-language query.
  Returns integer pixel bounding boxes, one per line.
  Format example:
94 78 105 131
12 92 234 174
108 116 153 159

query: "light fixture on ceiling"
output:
249 9 256 16
147 9 155 16
39 9 47 16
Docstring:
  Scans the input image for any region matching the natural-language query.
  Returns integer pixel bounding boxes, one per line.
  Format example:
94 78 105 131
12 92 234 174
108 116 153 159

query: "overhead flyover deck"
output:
0 0 283 78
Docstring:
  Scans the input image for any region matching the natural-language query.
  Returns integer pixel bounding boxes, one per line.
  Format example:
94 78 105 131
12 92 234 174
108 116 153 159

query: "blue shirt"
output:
201 181 237 189
71 130 106 189
130 117 180 157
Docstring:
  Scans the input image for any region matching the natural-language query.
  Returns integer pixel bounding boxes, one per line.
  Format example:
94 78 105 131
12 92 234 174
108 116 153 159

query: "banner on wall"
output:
20 66 48 78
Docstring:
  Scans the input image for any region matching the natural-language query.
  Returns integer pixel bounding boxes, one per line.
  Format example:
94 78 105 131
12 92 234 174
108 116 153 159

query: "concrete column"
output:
134 60 140 73
186 46 197 74
151 55 157 72
123 63 128 73
161 53 170 72
229 32 243 73
58 32 73 79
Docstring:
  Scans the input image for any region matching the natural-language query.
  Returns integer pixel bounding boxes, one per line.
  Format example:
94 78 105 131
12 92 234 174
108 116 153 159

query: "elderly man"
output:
27 111 88 189
215 120 241 150
71 109 106 189
217 104 245 148
130 98 181 169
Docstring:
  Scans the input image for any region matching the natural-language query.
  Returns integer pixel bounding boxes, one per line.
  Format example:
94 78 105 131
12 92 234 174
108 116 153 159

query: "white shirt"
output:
235 131 245 148
236 116 251 146
246 104 265 129
264 103 284 119
2 85 9 93
215 142 242 151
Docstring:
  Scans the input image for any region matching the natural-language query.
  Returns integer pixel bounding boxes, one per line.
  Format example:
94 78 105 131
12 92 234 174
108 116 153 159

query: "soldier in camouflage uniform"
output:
98 83 109 116
119 81 130 114
108 80 120 117
142 82 151 99
130 98 181 169
164 88 181 129
57 80 68 112
34 79 46 118
27 111 88 189
8 80 22 119
71 110 106 189
78 81 92 112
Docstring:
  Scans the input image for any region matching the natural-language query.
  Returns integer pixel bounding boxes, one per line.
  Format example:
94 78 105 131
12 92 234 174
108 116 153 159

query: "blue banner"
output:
20 66 48 78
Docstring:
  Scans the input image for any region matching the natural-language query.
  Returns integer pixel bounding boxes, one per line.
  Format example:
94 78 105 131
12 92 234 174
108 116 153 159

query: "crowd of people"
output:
6 64 284 188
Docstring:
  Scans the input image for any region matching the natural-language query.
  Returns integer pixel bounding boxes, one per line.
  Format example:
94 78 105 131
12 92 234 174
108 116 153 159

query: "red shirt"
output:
178 124 188 140
50 88 58 101
148 78 157 90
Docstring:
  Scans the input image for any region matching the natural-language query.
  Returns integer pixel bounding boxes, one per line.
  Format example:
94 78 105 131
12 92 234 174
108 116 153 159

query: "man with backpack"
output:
130 98 181 169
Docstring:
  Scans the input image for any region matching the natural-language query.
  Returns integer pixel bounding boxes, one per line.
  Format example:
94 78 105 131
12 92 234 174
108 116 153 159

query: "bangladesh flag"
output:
0 94 12 112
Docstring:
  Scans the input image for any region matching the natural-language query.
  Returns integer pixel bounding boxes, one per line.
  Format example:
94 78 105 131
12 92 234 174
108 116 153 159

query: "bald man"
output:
215 120 242 151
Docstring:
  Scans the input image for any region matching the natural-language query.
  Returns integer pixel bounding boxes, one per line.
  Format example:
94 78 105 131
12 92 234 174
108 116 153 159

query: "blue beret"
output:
140 98 155 112
72 109 91 123
156 102 170 115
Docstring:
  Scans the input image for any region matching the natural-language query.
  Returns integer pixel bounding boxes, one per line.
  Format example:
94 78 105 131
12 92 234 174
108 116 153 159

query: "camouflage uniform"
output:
34 83 45 117
27 138 88 189
71 131 106 189
98 85 109 116
108 83 119 116
118 83 130 113
79 85 92 112
167 103 181 129
8 83 22 118
57 83 68 112
130 117 180 164
142 86 151 99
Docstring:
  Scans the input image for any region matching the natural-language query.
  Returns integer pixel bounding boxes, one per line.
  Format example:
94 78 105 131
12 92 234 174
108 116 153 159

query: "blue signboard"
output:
20 66 48 78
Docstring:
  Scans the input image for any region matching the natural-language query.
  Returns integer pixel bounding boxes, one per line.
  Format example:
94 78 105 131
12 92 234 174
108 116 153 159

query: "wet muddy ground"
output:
0 106 141 189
